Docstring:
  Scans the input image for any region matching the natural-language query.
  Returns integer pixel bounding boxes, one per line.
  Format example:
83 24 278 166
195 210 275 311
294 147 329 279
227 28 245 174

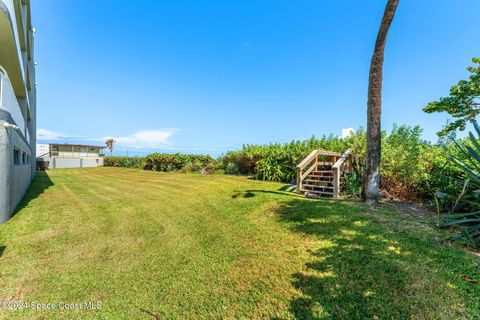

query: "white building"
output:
0 0 36 223
37 143 106 169
36 143 49 157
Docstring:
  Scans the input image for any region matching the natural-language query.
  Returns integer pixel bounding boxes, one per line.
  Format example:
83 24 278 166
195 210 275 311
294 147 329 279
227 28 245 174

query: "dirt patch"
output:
384 200 437 220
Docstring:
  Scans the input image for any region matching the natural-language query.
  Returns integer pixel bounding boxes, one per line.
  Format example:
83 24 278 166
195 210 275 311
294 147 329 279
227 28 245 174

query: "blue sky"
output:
33 0 480 156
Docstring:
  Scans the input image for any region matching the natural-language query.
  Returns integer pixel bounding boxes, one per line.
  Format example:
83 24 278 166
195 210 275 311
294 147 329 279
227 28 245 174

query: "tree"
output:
424 58 480 137
364 0 400 203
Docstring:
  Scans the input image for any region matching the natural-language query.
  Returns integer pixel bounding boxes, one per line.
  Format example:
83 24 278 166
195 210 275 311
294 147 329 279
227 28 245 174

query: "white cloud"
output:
37 128 180 149
37 128 64 140
342 128 355 139
103 129 180 148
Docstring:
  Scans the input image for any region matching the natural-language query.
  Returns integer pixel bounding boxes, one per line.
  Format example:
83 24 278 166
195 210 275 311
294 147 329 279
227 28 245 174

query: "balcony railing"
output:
0 66 27 141
49 153 103 159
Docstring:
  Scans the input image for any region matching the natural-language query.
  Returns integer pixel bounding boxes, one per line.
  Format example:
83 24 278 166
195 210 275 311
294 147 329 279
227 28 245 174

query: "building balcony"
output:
0 0 33 100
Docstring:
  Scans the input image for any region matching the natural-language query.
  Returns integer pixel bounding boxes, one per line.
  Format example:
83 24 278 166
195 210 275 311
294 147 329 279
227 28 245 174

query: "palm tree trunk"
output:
363 0 400 203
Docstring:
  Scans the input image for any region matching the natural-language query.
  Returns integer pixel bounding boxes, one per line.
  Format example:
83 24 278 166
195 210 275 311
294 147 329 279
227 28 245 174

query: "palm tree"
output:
364 0 400 203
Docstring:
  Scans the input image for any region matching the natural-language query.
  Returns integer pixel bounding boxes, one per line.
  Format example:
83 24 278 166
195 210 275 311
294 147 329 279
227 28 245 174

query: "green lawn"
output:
0 167 479 319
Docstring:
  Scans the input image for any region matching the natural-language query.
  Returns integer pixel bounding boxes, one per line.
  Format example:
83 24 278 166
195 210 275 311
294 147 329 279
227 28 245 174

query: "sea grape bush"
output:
104 156 145 168
144 153 214 172
104 153 214 173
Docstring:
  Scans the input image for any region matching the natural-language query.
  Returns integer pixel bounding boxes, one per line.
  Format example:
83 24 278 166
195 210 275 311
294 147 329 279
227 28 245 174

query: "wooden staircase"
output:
296 149 353 198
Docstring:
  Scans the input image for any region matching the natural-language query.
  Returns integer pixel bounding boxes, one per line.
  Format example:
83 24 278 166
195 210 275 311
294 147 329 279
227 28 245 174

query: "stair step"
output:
312 170 334 174
302 189 334 196
303 184 334 190
316 161 334 166
307 176 333 181
302 184 333 190
304 179 333 185
309 175 333 178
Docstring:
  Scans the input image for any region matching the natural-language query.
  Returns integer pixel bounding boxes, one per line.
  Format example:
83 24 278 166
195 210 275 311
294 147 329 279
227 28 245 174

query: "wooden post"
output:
297 167 302 194
333 167 340 198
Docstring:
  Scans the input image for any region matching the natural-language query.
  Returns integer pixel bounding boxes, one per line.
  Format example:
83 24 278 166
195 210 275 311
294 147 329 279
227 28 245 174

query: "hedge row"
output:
104 156 145 168
144 153 214 172
104 153 214 173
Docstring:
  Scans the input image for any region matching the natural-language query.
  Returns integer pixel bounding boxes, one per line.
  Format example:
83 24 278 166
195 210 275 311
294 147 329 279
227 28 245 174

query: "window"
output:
51 145 59 157
26 155 30 164
22 152 26 165
13 148 20 165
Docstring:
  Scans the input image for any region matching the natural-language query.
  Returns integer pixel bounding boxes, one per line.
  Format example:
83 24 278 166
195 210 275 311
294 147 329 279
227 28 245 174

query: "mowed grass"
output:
0 168 479 319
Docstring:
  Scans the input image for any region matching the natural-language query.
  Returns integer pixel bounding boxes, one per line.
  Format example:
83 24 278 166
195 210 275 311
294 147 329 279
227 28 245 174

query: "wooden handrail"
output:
332 148 353 169
300 162 317 181
297 150 342 169
296 150 318 169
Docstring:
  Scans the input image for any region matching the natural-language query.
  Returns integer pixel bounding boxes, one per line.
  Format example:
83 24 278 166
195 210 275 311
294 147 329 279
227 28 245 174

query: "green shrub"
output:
104 156 145 168
342 172 363 198
435 121 480 247
254 157 286 182
144 153 214 172
224 162 240 175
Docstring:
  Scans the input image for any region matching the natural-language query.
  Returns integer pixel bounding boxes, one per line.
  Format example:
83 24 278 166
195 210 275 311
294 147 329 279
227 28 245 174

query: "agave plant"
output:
436 121 480 247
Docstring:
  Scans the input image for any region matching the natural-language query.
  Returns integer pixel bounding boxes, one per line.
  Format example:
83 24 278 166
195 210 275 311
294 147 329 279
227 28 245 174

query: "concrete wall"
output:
0 122 32 223
0 127 11 223
46 157 104 169
36 143 48 157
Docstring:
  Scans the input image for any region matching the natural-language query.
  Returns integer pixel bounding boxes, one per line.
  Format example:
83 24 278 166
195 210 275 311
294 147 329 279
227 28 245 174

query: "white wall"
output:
46 157 104 169
36 143 48 157
0 72 25 134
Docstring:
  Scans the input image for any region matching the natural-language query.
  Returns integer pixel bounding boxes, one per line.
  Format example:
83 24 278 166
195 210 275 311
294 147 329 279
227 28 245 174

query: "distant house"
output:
37 143 105 169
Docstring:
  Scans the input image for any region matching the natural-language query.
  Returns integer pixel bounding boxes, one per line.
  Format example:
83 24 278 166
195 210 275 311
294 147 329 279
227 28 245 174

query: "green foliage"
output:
424 57 480 136
341 171 363 198
105 154 214 173
219 125 468 201
380 125 449 199
255 156 287 182
382 125 425 182
104 156 145 168
144 153 214 172
436 121 480 247
224 162 240 175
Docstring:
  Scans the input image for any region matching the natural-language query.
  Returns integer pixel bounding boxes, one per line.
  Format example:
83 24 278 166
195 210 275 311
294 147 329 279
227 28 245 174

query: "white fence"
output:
43 157 104 169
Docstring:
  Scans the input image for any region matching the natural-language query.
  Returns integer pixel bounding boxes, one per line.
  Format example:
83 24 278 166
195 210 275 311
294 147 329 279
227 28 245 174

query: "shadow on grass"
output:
0 245 5 258
13 171 54 217
232 189 303 199
271 198 449 319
